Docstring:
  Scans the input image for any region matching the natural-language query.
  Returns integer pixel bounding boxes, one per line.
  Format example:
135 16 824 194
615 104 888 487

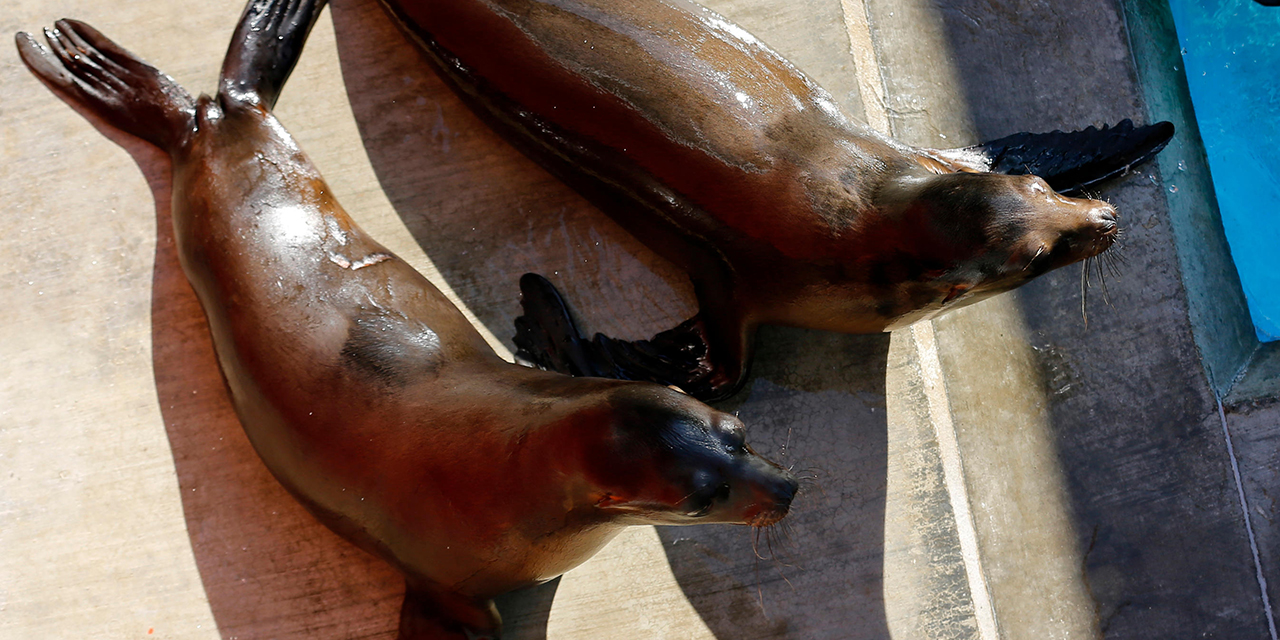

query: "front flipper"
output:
959 119 1175 195
513 273 741 401
398 587 500 640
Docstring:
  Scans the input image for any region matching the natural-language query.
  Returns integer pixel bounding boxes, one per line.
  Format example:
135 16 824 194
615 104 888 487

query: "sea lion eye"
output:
714 482 731 502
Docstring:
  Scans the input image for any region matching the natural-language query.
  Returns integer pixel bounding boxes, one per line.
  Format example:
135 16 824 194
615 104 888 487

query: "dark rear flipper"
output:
219 0 328 110
399 587 499 640
16 20 196 152
513 273 606 378
514 273 725 398
967 119 1175 195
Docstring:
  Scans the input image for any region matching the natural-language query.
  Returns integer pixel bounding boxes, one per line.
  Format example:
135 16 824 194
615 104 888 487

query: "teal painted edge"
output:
1118 0 1258 395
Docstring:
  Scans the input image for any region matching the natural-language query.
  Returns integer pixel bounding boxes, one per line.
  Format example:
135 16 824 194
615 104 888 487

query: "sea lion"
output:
373 0 1172 401
14 1 797 637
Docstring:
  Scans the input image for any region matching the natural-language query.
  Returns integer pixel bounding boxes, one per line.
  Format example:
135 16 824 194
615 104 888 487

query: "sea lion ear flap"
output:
943 283 973 304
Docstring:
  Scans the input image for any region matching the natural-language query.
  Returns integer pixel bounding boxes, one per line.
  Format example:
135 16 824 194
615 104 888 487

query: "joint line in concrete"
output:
838 0 891 133
838 0 1000 634
1216 395 1279 640
911 323 1000 640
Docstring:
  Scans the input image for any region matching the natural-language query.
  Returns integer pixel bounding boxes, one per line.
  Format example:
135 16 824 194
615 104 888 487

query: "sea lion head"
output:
871 171 1118 316
580 385 798 528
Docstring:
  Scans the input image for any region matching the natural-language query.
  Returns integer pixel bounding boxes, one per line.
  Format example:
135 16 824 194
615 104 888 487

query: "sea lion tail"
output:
15 20 196 152
219 0 328 111
965 119 1175 195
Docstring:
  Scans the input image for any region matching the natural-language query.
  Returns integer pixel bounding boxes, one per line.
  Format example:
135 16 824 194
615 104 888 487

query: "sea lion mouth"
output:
1094 227 1119 256
740 470 799 527
745 502 793 528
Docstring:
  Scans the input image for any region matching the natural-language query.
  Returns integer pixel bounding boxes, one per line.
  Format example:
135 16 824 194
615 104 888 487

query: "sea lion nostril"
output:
1088 207 1119 237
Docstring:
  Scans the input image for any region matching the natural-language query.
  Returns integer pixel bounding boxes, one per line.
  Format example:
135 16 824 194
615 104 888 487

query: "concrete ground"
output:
1 0 1275 638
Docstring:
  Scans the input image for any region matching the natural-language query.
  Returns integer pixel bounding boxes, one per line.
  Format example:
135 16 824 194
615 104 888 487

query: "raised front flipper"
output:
958 119 1175 195
399 586 500 640
513 274 744 401
16 20 196 153
219 0 328 109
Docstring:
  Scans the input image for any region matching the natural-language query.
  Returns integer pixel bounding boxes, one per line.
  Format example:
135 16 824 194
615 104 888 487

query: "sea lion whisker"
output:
748 527 771 617
762 530 799 592
754 557 770 617
1106 242 1130 270
794 465 827 497
1024 244 1047 271
1094 257 1113 307
1100 252 1115 279
768 522 801 568
1080 261 1090 328
1102 250 1123 279
751 526 768 561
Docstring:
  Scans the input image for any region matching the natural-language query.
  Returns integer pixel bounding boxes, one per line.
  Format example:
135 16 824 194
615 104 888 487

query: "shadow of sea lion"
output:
657 328 892 640
44 100 406 637
145 148 404 639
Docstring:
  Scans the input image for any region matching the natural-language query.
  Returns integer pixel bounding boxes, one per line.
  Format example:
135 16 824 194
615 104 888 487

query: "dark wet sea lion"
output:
374 0 1171 401
14 1 796 637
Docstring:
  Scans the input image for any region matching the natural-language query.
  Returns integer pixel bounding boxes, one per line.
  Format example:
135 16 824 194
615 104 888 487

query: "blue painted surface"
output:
1169 0 1280 342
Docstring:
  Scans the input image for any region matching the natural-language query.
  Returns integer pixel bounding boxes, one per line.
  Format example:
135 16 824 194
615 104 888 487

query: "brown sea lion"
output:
14 1 797 637
373 0 1172 401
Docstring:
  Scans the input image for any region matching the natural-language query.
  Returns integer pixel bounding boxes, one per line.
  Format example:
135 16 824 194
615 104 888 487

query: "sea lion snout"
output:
739 458 799 528
998 174 1119 266
589 387 798 526
1053 199 1119 261
1090 203 1119 236
699 431 798 527
680 455 798 526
